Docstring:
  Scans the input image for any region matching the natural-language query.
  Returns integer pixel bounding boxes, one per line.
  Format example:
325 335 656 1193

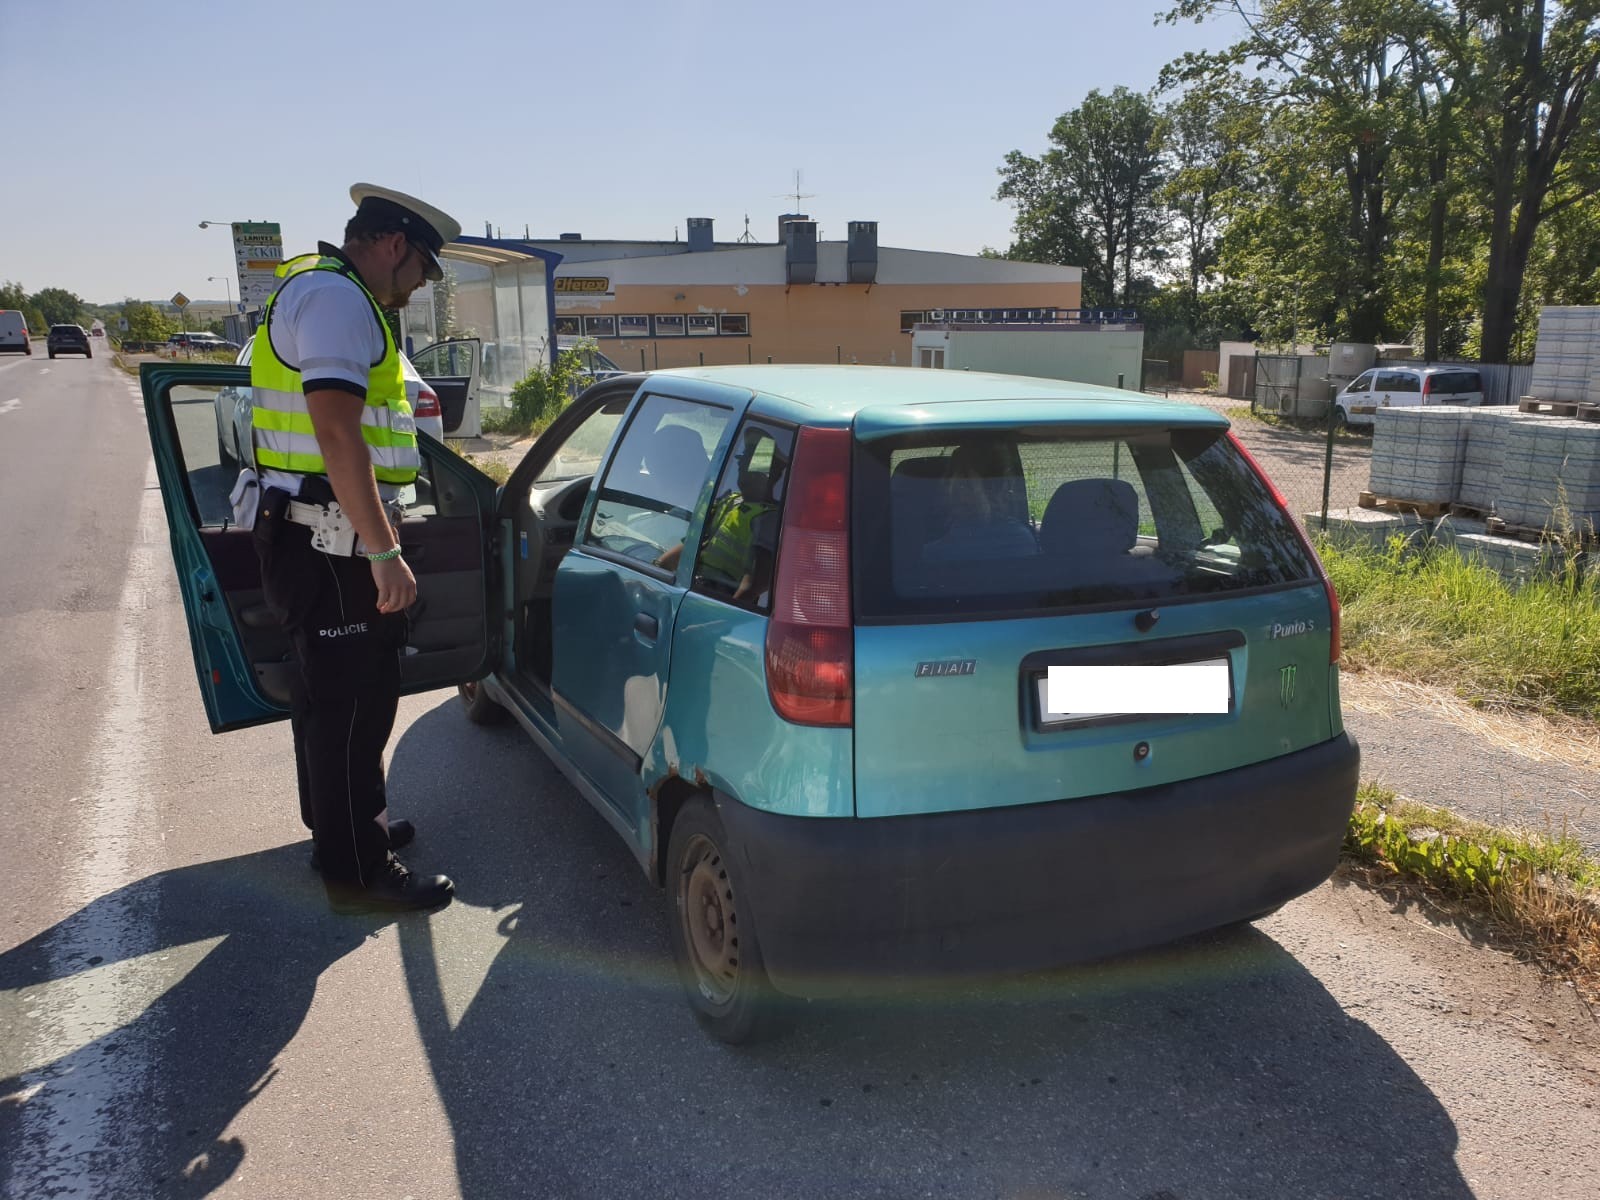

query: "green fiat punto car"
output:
143 363 1359 1042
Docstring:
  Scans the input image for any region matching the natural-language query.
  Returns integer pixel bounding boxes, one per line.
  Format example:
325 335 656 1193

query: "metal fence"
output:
1140 358 1171 394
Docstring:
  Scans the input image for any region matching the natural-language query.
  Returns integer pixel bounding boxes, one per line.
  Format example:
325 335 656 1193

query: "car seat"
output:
1039 478 1167 585
642 423 711 514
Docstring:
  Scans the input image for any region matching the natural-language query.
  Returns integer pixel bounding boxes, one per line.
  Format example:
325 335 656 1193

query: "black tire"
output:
1329 407 1348 433
48 351 56 359
84 349 92 358
457 678 509 725
665 795 781 1044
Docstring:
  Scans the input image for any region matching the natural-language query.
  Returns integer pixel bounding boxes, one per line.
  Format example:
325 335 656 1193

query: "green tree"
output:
1160 87 1251 315
0 280 25 311
997 87 1168 305
1465 0 1600 363
30 287 87 327
119 300 173 343
995 150 1108 298
1163 0 1437 344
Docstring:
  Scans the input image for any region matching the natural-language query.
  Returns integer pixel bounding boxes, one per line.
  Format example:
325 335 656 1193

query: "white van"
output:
0 310 32 355
1334 365 1485 429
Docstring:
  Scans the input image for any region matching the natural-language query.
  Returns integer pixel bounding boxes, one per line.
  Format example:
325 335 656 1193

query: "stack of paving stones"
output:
1304 506 1429 553
1367 405 1476 504
1457 409 1542 514
1449 530 1563 585
1496 418 1600 533
1529 306 1600 406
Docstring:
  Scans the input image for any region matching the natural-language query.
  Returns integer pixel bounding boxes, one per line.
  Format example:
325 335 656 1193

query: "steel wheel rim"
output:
679 833 739 1006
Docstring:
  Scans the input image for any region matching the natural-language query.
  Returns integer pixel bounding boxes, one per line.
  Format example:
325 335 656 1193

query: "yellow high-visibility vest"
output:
249 254 418 485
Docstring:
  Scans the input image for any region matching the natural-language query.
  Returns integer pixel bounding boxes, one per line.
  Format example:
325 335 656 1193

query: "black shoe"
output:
309 818 415 871
325 856 454 915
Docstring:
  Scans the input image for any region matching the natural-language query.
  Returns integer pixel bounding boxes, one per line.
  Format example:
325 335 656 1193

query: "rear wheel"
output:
666 796 781 1044
1329 407 1348 433
457 679 509 725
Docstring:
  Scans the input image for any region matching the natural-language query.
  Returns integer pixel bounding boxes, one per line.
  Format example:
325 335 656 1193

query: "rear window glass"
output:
853 426 1317 619
1429 371 1481 394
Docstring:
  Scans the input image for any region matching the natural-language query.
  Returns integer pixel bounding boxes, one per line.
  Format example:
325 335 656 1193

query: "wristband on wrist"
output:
366 545 403 562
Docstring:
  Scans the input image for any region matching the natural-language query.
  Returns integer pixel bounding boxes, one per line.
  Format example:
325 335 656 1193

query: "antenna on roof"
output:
775 169 816 210
735 214 757 244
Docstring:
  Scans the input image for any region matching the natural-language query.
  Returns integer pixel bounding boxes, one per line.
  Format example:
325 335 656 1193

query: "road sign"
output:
171 291 190 309
231 221 283 308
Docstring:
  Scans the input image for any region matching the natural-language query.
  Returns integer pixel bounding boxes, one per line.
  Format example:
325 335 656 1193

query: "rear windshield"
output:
852 426 1317 620
1429 371 1481 394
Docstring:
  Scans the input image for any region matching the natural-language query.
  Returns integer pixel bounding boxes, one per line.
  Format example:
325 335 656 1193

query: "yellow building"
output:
532 216 1081 372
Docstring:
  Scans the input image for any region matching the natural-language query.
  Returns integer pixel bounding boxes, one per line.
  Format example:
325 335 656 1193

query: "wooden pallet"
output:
1518 397 1599 418
1358 491 1451 518
1483 517 1596 546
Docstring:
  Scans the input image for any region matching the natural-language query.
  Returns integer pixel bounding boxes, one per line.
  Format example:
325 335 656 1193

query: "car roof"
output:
650 364 1229 430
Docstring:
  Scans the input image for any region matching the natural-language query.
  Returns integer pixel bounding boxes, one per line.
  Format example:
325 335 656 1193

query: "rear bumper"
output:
719 733 1360 997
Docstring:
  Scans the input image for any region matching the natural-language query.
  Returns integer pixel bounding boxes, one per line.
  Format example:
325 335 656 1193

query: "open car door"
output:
140 361 501 732
411 337 481 439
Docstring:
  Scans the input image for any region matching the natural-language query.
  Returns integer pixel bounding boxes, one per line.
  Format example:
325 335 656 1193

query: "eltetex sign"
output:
554 277 610 295
232 222 284 308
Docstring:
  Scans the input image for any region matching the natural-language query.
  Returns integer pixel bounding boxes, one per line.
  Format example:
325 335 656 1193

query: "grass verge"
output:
1317 535 1600 720
1343 783 1600 1006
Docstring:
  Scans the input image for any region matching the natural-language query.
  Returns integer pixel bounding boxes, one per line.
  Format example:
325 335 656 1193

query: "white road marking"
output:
37 367 50 375
0 399 19 415
3 459 169 1198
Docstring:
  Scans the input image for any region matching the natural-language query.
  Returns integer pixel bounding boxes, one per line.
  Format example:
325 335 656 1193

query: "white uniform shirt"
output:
259 259 395 497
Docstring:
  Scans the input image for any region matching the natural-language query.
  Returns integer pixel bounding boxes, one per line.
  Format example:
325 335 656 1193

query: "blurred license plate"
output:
1037 659 1231 727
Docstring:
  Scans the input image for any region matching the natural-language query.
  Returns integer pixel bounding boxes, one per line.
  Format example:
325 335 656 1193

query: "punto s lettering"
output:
1269 619 1315 639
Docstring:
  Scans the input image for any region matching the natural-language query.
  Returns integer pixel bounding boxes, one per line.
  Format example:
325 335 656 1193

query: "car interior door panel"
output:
143 367 499 730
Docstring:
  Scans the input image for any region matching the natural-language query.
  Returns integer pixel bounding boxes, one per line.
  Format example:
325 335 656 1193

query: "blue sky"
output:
1 0 1239 305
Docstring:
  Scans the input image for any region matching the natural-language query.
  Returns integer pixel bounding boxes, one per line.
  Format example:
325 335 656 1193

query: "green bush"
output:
503 343 595 435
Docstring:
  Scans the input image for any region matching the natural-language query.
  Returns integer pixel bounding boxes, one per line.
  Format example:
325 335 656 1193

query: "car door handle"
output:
634 612 659 639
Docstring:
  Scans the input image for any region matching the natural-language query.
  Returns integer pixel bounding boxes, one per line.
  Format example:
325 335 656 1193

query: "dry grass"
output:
1343 785 1600 1009
1342 669 1600 773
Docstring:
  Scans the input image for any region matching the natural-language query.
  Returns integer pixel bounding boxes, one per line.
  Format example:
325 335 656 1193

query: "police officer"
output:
250 183 458 914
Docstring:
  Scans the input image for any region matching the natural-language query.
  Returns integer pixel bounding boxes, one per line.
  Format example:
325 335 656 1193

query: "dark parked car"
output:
47 325 92 359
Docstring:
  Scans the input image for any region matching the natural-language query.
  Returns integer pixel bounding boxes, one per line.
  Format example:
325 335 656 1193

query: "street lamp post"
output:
200 218 257 334
208 275 235 344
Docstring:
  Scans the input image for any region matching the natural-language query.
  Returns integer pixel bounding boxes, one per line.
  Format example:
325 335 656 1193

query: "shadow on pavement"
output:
0 846 394 1197
388 698 1474 1200
0 691 1475 1200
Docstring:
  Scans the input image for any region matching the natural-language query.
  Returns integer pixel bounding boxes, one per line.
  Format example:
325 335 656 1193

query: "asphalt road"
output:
0 351 1596 1199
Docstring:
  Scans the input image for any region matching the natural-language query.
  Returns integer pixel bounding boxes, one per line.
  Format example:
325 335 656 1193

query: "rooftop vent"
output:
559 232 583 241
687 217 714 252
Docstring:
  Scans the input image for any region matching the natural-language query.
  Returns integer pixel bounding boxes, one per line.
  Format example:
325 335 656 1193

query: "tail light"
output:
765 426 853 726
413 386 441 420
1226 431 1341 664
1422 375 1433 398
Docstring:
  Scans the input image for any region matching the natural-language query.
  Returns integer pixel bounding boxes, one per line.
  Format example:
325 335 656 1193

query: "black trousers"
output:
254 493 407 886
